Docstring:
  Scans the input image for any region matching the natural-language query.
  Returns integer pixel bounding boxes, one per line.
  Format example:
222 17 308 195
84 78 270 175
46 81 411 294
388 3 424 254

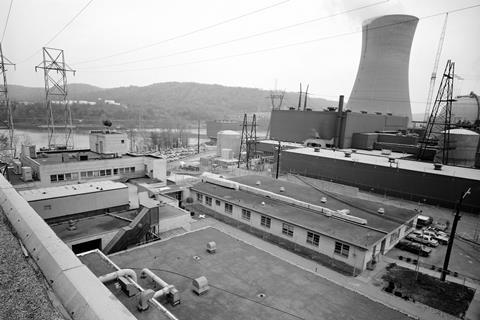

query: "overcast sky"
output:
1 0 479 114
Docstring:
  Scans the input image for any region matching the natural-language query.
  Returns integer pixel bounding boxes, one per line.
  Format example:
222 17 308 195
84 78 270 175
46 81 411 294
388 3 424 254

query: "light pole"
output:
274 140 282 179
440 187 471 281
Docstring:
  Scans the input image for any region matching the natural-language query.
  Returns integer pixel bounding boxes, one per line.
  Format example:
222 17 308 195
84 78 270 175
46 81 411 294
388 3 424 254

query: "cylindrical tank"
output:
451 93 479 124
216 130 241 157
348 15 418 122
444 128 480 166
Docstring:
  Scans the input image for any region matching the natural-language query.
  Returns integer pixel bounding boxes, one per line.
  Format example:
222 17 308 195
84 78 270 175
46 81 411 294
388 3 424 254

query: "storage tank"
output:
348 15 418 122
216 130 241 157
451 93 479 124
443 128 480 167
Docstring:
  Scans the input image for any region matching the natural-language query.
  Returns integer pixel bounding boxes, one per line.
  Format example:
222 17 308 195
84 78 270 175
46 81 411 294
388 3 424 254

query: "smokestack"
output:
335 95 344 148
348 15 418 122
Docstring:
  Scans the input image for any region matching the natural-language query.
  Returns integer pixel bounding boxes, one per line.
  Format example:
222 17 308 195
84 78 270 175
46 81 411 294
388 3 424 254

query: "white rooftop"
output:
19 180 127 202
285 147 480 181
259 139 304 148
442 128 479 135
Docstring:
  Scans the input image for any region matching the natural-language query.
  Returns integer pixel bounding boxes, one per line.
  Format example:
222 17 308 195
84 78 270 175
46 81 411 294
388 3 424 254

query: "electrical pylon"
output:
265 89 285 139
238 114 257 169
0 42 15 157
35 47 76 149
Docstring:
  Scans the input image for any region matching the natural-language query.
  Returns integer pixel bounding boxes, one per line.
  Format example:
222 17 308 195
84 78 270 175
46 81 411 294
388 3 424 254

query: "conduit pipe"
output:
99 269 138 283
141 268 174 298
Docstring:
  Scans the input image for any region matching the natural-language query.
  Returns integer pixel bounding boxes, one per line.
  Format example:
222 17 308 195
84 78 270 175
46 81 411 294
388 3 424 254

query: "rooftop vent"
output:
256 180 261 186
67 220 77 231
192 276 209 295
434 163 442 171
261 201 266 206
375 112 382 115
137 289 155 311
377 208 385 215
388 157 396 163
344 151 352 158
279 186 285 192
361 110 368 114
314 147 320 152
321 197 327 203
387 112 393 116
351 149 357 153
206 241 216 254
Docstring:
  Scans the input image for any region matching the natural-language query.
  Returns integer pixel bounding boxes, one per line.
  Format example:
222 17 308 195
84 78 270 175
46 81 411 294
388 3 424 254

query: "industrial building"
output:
189 174 417 274
79 227 412 320
348 15 418 121
13 129 167 188
269 108 408 148
280 147 480 212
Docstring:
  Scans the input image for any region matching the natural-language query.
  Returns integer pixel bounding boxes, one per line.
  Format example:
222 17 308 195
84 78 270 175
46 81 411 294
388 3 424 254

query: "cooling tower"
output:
348 15 419 121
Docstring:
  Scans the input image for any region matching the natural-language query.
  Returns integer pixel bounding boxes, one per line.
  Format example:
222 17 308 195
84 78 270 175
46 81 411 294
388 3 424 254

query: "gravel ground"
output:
0 210 65 320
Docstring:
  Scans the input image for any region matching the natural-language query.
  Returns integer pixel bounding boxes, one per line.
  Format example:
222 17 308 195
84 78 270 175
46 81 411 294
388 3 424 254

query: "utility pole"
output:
440 187 471 281
197 120 200 154
275 140 281 179
0 43 15 157
35 47 76 150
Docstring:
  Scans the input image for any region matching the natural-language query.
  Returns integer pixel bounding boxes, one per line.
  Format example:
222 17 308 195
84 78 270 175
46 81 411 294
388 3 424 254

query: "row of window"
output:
50 167 136 183
196 192 351 258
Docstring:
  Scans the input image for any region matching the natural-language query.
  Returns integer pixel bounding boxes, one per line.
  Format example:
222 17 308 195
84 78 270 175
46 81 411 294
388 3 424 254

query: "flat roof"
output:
257 139 304 148
230 175 417 233
105 228 409 320
50 211 134 242
192 182 385 248
285 147 480 181
78 251 171 320
20 180 127 202
30 150 139 165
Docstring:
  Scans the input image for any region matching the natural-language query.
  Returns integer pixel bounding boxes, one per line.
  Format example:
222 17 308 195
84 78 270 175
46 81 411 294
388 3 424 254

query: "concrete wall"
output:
144 157 167 182
191 190 369 272
67 229 119 251
341 113 408 148
347 15 418 121
270 110 337 143
0 175 136 320
89 132 129 155
27 187 129 220
281 151 480 212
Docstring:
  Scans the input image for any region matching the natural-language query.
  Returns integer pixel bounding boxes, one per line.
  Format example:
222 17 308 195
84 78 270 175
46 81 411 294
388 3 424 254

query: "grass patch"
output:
382 264 475 317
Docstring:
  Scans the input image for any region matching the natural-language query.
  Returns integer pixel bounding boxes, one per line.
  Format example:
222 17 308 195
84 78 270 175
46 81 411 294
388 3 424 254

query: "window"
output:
87 171 93 177
205 196 212 206
106 169 112 176
260 216 271 228
390 230 400 244
57 174 65 181
306 231 320 246
241 209 251 221
130 167 135 172
43 205 51 210
113 168 118 175
225 203 233 214
65 173 72 180
215 199 221 206
124 167 130 173
119 168 125 174
282 223 294 237
93 171 99 177
121 140 125 143
71 173 78 180
81 172 87 178
334 241 350 258
99 170 106 176
50 175 57 182
197 193 203 202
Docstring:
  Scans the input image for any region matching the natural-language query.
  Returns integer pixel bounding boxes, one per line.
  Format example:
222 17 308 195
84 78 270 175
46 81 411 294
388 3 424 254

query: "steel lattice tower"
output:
35 47 76 149
418 60 455 164
265 89 285 139
237 114 257 169
0 43 15 156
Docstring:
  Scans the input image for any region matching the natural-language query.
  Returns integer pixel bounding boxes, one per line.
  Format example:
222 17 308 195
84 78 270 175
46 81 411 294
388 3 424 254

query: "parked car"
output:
424 228 449 245
406 233 439 247
396 240 432 257
416 215 433 229
432 221 448 232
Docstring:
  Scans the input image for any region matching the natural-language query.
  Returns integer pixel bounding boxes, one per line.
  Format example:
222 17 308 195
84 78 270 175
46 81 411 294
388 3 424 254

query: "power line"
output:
18 0 95 64
78 3 480 74
73 0 291 66
128 267 306 320
1 0 14 42
79 0 389 69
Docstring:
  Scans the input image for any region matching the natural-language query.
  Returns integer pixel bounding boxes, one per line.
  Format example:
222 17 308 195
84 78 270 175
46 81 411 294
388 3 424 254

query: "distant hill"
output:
8 82 336 127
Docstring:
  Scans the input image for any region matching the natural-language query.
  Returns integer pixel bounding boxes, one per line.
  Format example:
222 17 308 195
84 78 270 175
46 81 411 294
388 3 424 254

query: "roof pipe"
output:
99 269 137 283
141 268 176 299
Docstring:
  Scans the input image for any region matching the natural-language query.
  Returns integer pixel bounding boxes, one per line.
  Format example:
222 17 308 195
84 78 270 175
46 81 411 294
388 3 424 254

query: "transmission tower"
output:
265 89 285 139
418 60 455 164
238 114 257 169
35 47 76 150
0 43 15 157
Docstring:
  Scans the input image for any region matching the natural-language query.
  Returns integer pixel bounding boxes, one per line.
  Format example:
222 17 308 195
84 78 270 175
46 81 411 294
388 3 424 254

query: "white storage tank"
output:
216 130 241 157
443 128 480 166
